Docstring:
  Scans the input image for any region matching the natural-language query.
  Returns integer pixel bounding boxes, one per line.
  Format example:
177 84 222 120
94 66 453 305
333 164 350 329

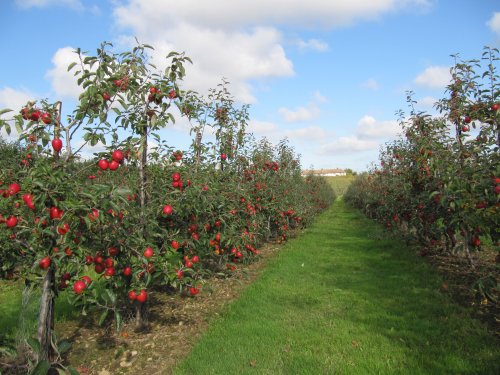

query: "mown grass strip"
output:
174 198 499 375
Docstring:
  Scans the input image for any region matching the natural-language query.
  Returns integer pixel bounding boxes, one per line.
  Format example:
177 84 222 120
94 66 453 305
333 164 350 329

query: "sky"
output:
0 0 499 172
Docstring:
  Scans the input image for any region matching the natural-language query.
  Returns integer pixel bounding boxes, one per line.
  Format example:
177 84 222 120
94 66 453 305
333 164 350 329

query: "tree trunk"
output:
36 268 55 362
139 124 148 235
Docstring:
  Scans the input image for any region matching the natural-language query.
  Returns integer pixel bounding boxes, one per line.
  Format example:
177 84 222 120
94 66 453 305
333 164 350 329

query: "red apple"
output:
123 266 132 276
39 256 51 270
30 110 41 121
8 183 21 195
128 290 137 301
82 275 92 286
492 103 499 111
109 160 119 171
98 159 109 170
52 138 63 152
172 172 181 182
136 289 147 303
189 287 199 296
41 112 51 124
73 280 86 294
5 216 18 228
163 205 173 215
144 247 154 258
112 150 124 162
103 92 111 101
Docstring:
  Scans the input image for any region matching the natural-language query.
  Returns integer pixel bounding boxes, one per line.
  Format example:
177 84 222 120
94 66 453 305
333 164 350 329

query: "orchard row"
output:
345 47 499 265
0 41 335 368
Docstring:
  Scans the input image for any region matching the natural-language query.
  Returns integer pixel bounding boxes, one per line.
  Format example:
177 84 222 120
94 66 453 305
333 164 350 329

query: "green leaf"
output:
115 310 123 330
67 367 81 375
26 337 41 353
67 62 77 72
57 339 72 354
98 309 109 326
30 360 51 375
105 289 117 304
0 108 13 116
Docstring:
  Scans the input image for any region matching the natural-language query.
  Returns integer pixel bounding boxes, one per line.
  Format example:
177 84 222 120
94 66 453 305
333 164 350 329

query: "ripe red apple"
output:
50 206 63 219
221 153 227 161
103 92 111 101
471 236 481 247
128 290 137 301
61 272 71 281
82 275 92 285
163 205 173 215
21 107 30 120
492 103 499 111
136 289 147 303
176 269 183 279
112 150 124 162
5 216 18 228
109 160 119 171
94 264 104 274
171 240 179 250
104 257 114 268
123 266 132 276
73 280 86 294
98 159 109 170
192 255 199 263
8 183 21 195
461 126 469 132
189 287 199 296
172 172 181 182
464 116 471 124
39 256 51 270
57 223 70 235
168 89 176 99
52 138 63 152
41 112 51 124
30 110 41 121
495 185 500 195
144 247 154 258
108 246 119 256
104 267 115 277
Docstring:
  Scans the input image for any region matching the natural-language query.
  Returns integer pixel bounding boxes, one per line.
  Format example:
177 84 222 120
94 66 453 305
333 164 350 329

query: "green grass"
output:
0 278 80 348
324 175 355 196
174 198 499 375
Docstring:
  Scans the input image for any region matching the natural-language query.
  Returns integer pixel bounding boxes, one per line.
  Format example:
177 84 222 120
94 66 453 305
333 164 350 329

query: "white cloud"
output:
487 12 500 36
15 0 83 10
0 87 37 139
112 0 430 102
414 65 451 89
113 0 430 31
361 78 380 90
247 120 278 136
296 38 329 52
313 91 328 103
416 96 437 109
320 136 378 155
284 125 333 142
45 47 84 99
278 91 327 123
278 105 320 123
0 87 36 114
356 115 400 139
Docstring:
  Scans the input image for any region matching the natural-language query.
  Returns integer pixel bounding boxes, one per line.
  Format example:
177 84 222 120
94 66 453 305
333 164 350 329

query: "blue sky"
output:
1 0 499 171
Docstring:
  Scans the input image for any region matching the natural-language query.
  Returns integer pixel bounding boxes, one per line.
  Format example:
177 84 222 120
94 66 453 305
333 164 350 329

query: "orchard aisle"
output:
174 198 499 375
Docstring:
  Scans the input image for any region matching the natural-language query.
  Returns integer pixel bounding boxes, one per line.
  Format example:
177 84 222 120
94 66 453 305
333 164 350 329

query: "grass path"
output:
174 198 499 374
